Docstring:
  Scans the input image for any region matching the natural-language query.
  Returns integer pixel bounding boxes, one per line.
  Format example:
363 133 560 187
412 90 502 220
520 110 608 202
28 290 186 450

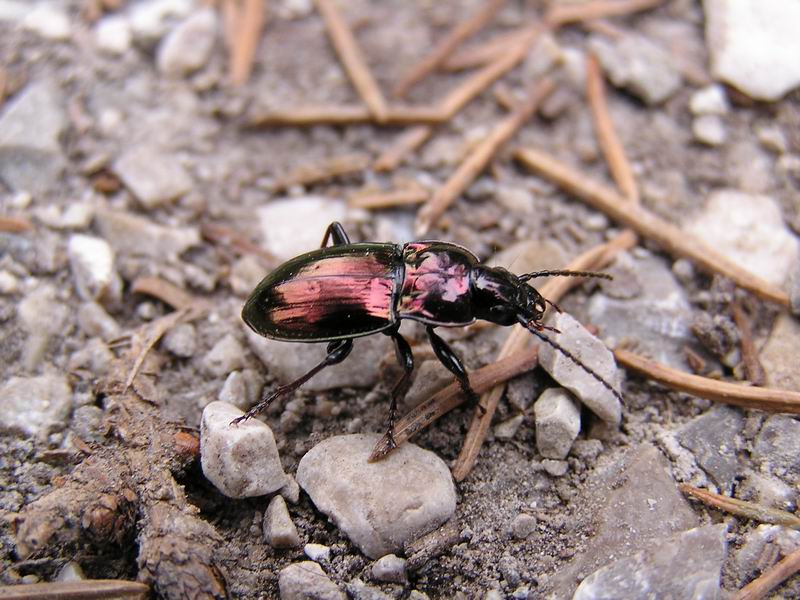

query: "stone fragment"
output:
588 33 681 104
587 253 693 369
200 401 286 498
257 197 349 261
573 524 728 600
752 415 800 484
161 322 197 358
278 561 345 600
77 302 121 341
692 115 727 146
0 374 72 439
346 579 393 600
68 234 122 305
533 388 581 460
754 122 788 154
689 84 729 115
68 338 113 376
760 313 800 391
510 514 537 540
94 208 200 259
676 405 743 493
304 543 331 563
203 334 245 377
704 0 800 101
55 561 85 582
280 474 301 504
22 3 70 40
541 459 568 477
218 371 249 410
296 434 456 559
0 271 19 295
263 495 301 549
94 15 132 55
739 471 797 512
128 0 193 41
493 414 524 441
113 145 192 209
371 554 406 583
17 284 69 370
156 9 217 77
0 80 66 193
71 405 105 444
537 313 622 426
245 327 390 392
34 203 94 230
686 190 799 287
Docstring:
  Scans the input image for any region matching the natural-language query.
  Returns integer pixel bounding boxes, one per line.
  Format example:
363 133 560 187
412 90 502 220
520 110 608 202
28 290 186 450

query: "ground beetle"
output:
235 222 620 446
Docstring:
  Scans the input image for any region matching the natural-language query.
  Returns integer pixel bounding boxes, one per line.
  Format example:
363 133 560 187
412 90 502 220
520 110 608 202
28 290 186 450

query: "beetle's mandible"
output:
234 222 620 449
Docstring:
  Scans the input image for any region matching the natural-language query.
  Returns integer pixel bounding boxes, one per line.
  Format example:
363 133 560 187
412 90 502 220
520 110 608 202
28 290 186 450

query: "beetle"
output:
234 222 620 447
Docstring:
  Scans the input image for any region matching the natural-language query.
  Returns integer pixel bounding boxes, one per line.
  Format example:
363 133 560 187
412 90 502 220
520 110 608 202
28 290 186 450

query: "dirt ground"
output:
1 0 800 598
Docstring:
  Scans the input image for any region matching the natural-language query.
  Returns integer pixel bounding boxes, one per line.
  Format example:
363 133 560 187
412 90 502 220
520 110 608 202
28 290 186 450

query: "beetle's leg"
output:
230 339 353 425
426 326 479 407
519 269 612 282
320 222 351 248
384 327 414 449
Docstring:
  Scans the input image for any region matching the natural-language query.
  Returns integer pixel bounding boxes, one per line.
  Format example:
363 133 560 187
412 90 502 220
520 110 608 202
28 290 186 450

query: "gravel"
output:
263 495 301 549
278 561 345 600
533 388 581 460
0 374 72 440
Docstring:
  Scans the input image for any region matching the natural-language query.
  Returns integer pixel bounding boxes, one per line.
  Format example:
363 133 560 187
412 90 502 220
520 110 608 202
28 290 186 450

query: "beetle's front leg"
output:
319 222 351 248
426 326 479 406
231 338 353 426
384 327 414 449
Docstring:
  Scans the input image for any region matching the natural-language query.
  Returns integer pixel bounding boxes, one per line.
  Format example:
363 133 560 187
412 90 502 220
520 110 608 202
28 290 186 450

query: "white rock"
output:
280 474 301 504
304 543 331 563
537 313 622 426
0 270 19 294
68 234 121 305
203 334 245 377
156 9 217 77
533 388 581 460
200 401 287 498
494 414 525 441
754 122 788 154
588 33 681 105
94 208 200 258
541 459 568 477
511 514 537 540
34 203 94 230
257 197 349 261
0 374 72 439
22 3 71 40
692 115 727 146
279 562 345 600
113 145 192 209
0 1 29 21
94 15 133 55
55 561 85 582
263 495 301 548
689 85 729 116
161 322 197 358
17 284 69 370
296 434 457 559
371 554 406 583
77 302 121 341
218 371 249 410
129 0 193 41
685 190 799 286
704 0 800 101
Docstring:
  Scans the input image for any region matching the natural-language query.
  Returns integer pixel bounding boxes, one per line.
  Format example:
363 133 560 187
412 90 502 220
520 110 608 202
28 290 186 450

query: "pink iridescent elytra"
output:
242 241 480 342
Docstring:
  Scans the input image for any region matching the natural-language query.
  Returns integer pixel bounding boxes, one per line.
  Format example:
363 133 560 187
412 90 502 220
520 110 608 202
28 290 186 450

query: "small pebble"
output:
157 9 218 77
94 15 132 55
689 85 729 115
94 208 200 259
77 302 121 341
304 543 331 563
0 271 20 295
754 123 787 154
371 554 407 583
22 4 71 40
692 115 727 146
494 414 524 441
71 405 105 445
280 474 301 504
68 234 121 305
113 145 192 209
162 322 197 358
534 388 581 460
200 401 286 498
510 514 537 540
279 561 345 600
541 459 569 477
218 371 249 410
203 334 245 377
55 561 85 582
346 579 393 600
0 374 72 440
263 495 301 549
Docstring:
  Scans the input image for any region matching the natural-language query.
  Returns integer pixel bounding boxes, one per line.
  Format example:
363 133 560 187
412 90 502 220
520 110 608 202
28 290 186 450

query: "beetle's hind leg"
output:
231 338 353 426
426 326 480 408
384 327 414 449
320 222 351 248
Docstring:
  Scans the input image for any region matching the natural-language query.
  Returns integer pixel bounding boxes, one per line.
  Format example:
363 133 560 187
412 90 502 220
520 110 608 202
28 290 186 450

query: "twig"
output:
513 147 791 308
545 0 665 27
731 300 766 386
614 348 800 414
451 230 636 480
228 0 267 86
442 28 532 72
273 153 370 191
416 78 555 236
348 187 429 209
131 277 198 311
733 547 800 600
247 104 446 127
585 52 639 203
0 579 149 600
0 215 33 233
679 484 800 530
392 0 507 98
314 0 388 121
373 125 433 172
369 346 539 461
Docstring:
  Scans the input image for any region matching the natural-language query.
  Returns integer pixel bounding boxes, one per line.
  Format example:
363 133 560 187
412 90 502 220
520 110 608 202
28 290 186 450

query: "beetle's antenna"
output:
519 269 613 282
519 317 623 402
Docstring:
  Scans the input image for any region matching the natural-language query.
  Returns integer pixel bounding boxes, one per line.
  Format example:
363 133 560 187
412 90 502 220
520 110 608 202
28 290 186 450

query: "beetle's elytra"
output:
236 222 620 448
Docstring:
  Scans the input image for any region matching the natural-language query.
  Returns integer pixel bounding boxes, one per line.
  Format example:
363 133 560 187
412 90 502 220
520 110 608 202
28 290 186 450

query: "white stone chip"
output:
22 4 71 40
304 543 331 563
0 374 72 439
692 115 727 147
68 234 121 305
200 401 286 498
113 145 192 209
156 9 218 77
689 85 729 116
296 434 457 559
534 388 581 460
278 561 345 600
203 334 245 377
94 15 133 55
371 554 407 583
263 495 301 549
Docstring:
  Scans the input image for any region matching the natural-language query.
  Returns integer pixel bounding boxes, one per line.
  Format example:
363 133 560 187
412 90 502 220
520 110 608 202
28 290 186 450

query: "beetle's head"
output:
471 265 546 326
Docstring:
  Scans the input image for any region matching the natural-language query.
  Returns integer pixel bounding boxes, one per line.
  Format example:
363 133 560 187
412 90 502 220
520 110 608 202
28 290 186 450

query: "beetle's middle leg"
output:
231 338 353 425
383 326 414 449
426 326 479 405
320 222 351 248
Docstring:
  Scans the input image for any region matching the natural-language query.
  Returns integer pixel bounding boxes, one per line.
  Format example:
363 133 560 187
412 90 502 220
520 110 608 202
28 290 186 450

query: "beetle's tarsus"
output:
519 269 613 282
